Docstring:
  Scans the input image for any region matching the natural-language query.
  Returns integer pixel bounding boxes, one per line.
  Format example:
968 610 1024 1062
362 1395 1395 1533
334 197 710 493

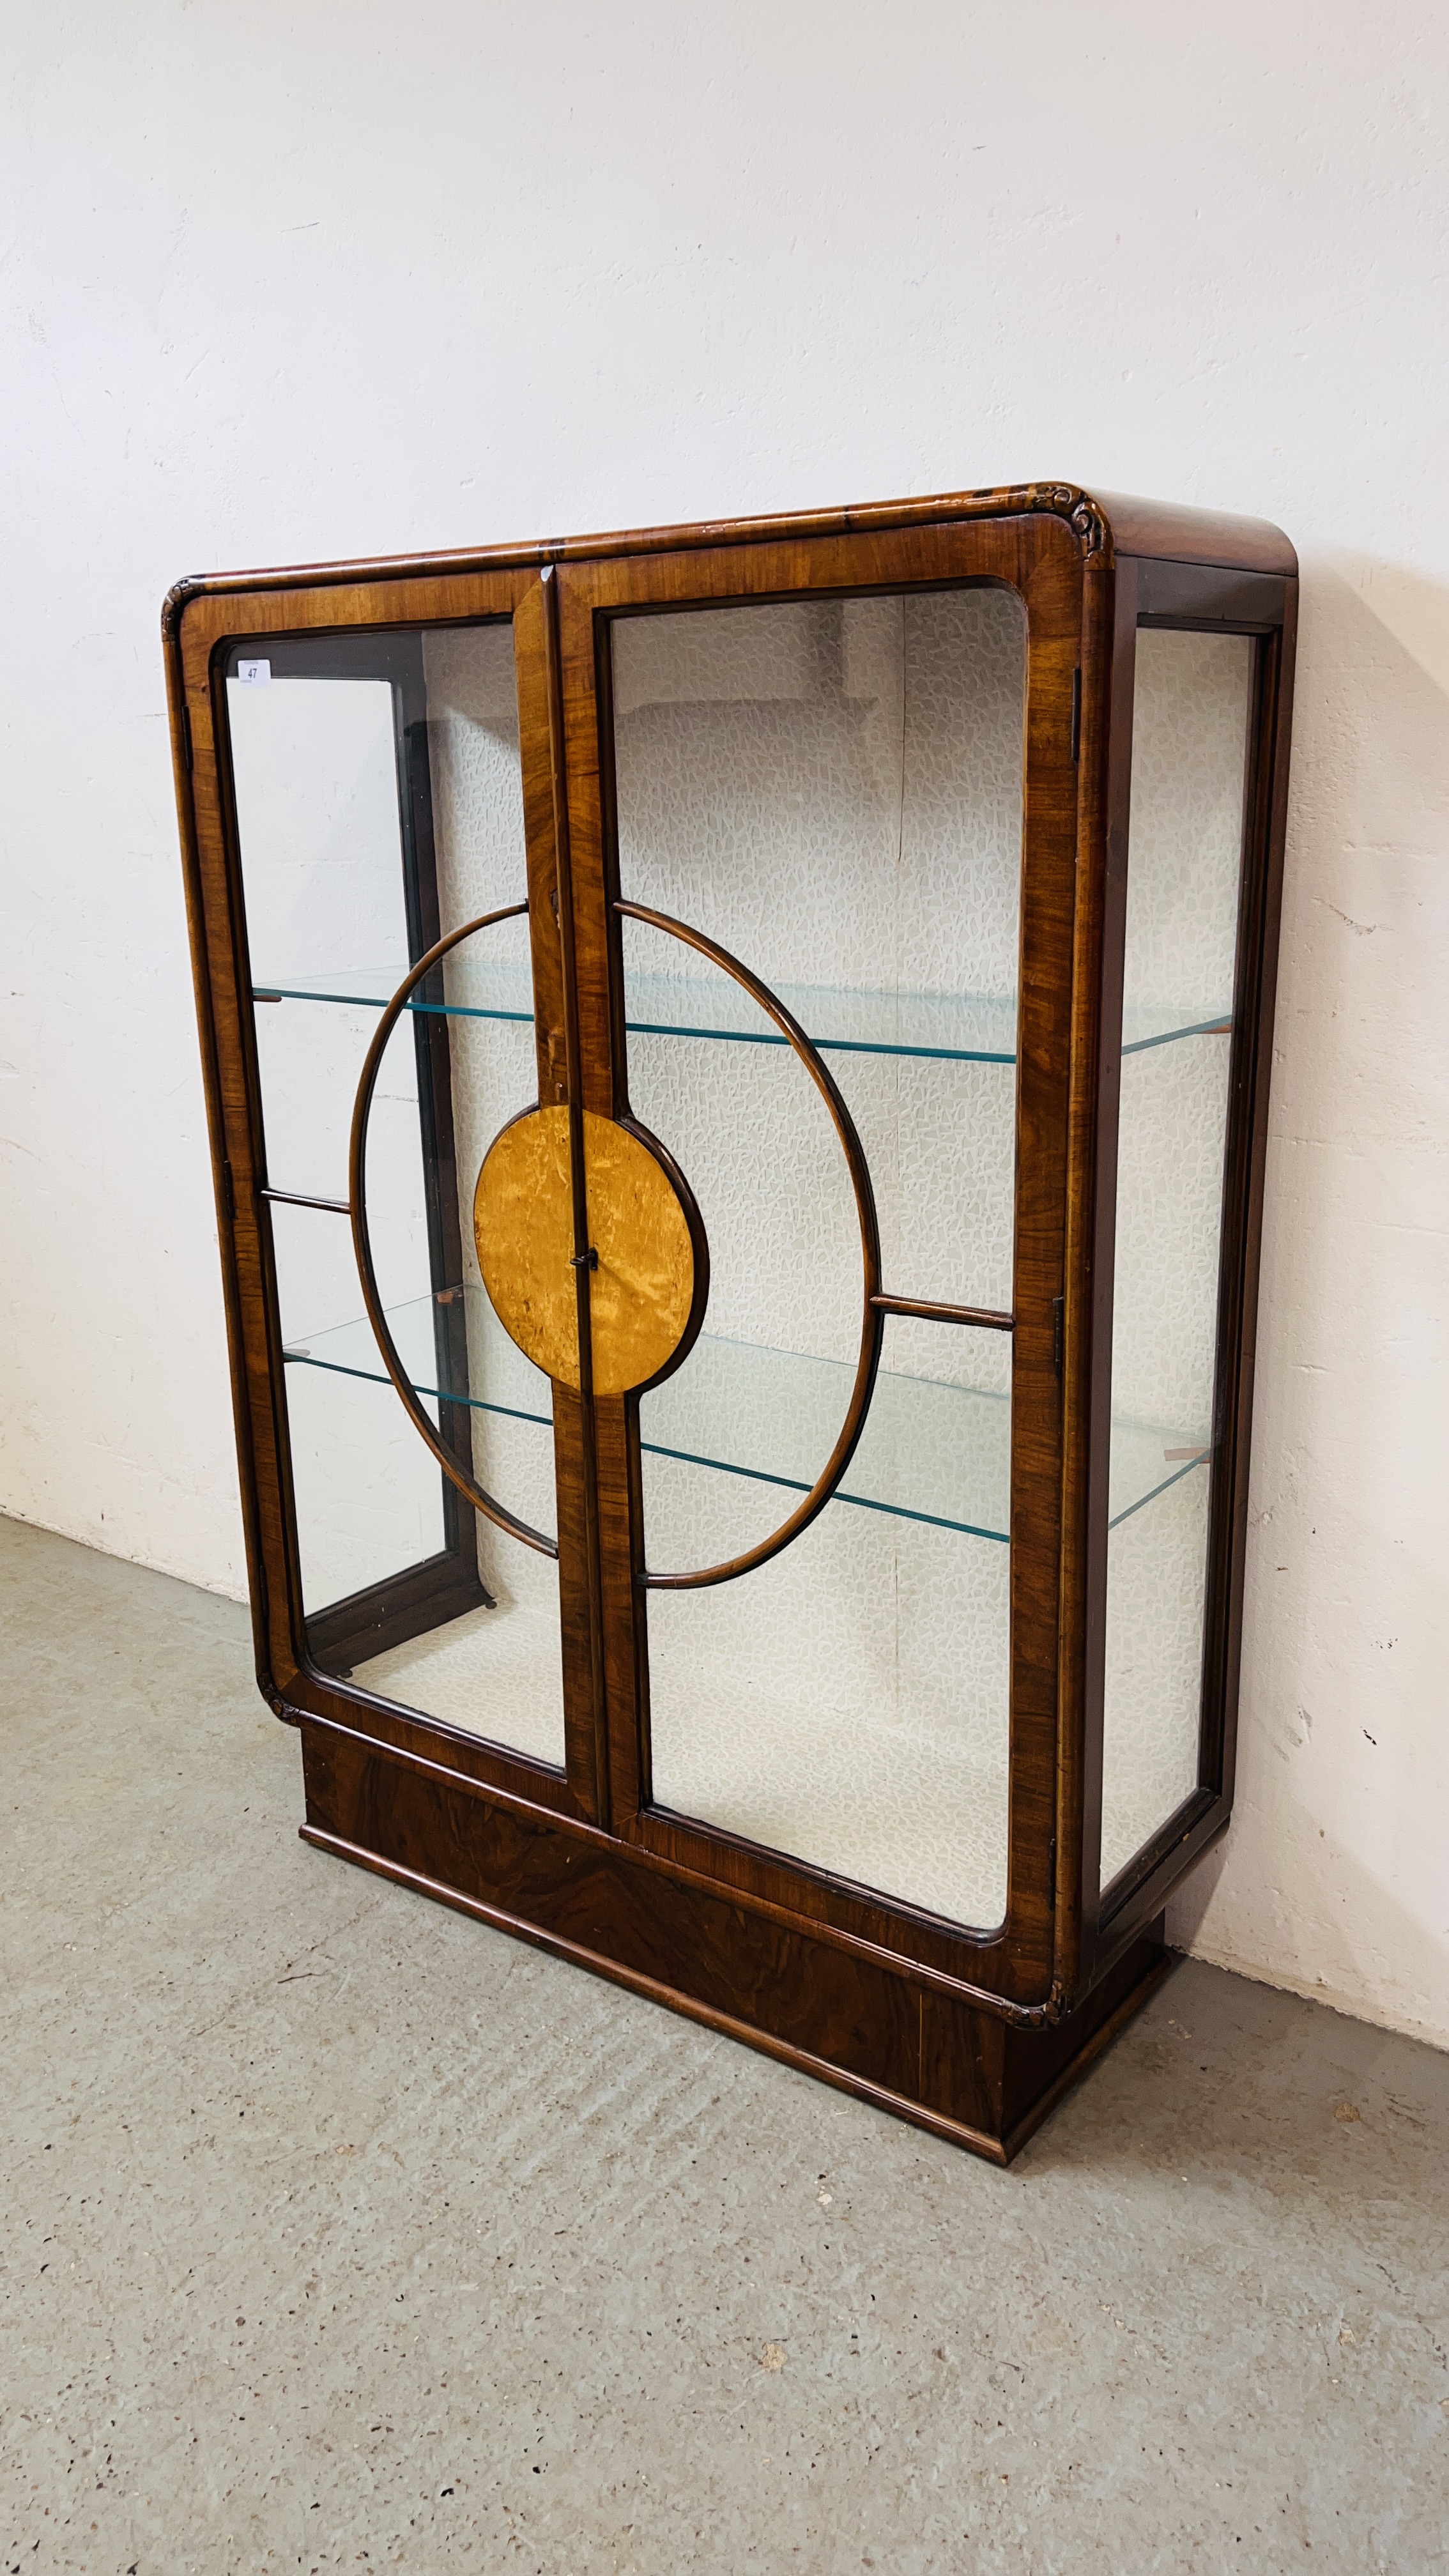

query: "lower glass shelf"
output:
282 1289 1209 1541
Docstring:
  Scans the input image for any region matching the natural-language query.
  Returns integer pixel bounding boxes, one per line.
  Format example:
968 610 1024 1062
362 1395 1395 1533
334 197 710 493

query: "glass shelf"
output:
252 960 1230 1066
282 1287 1208 1541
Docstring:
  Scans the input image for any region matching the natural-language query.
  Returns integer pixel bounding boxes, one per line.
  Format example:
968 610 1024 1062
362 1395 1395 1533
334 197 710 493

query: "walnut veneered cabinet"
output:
164 484 1296 2163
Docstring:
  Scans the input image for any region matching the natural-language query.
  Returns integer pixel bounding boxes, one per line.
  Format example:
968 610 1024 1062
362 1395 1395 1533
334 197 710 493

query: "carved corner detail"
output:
1025 485 1112 566
160 575 208 643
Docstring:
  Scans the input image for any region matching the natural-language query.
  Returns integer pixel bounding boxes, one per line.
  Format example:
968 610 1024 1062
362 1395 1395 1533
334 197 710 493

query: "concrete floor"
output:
3 1515 1448 2575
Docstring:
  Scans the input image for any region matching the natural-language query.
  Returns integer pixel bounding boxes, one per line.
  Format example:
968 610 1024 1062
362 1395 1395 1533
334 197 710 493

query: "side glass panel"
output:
225 623 565 1766
610 591 1025 1930
1099 628 1254 1883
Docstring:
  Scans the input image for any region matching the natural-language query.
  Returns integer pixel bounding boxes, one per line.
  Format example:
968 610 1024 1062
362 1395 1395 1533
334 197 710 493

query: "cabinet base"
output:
299 1720 1169 2166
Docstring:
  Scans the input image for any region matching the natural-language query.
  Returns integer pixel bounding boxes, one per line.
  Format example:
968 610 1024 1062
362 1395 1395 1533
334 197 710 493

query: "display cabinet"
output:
165 483 1296 2163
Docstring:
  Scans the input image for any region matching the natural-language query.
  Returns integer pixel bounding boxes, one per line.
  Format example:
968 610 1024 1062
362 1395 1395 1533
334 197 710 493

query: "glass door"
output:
551 514 1084 1968
216 602 578 1779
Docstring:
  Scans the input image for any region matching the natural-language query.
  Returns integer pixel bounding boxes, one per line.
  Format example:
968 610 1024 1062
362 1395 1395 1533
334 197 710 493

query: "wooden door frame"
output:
167 565 601 1830
553 511 1089 2014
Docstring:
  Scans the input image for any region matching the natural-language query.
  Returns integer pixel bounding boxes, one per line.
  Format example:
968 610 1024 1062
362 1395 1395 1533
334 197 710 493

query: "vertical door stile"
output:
197 634 306 1708
1054 535 1117 2007
513 574 610 1825
553 562 653 1833
1006 526 1087 2006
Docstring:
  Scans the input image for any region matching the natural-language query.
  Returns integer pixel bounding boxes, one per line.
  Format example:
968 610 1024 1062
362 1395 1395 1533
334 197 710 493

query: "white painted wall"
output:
3 1 1445 2047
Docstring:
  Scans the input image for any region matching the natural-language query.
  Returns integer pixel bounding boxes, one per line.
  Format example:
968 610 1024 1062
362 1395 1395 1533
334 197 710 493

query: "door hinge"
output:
221 1158 236 1223
1052 1294 1064 1377
1070 668 1082 765
180 704 194 772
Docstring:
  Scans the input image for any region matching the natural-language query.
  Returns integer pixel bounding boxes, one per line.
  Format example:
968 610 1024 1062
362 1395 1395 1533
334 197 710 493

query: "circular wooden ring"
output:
615 900 884 1592
348 904 559 1561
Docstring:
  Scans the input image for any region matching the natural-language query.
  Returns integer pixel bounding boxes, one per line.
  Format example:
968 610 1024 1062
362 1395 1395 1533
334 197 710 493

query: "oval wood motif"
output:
473 1105 698 1396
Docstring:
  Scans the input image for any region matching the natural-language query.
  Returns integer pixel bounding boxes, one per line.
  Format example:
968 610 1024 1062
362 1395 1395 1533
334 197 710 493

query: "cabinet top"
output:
164 482 1295 631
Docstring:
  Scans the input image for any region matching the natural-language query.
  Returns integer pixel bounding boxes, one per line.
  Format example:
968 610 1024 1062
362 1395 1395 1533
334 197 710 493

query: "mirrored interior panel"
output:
1099 627 1254 1885
226 623 565 1766
611 590 1027 1928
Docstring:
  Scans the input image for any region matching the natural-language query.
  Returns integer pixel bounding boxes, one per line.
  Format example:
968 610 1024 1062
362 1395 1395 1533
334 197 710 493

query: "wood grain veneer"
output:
165 483 1296 2160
